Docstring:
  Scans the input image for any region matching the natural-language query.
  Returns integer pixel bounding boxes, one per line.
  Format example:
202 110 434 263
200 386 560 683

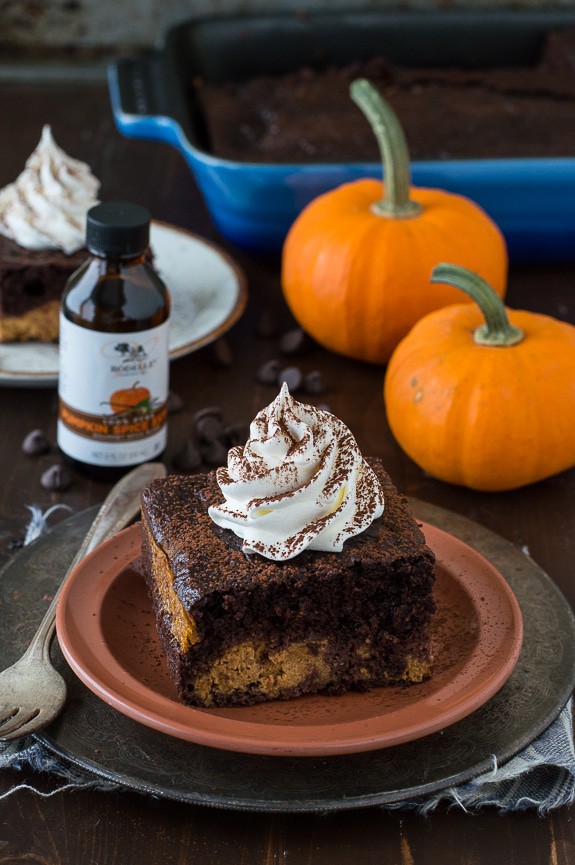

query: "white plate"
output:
0 221 248 387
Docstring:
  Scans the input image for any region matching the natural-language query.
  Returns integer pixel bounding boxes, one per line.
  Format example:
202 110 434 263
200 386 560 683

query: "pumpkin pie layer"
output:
140 459 436 709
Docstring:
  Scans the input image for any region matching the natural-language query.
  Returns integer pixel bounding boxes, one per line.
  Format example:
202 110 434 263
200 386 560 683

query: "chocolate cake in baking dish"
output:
140 386 436 708
193 28 575 163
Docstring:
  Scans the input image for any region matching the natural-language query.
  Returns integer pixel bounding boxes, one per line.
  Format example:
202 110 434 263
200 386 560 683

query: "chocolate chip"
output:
200 438 229 466
173 438 202 472
256 358 280 385
194 406 222 424
278 365 303 391
279 327 312 356
256 309 279 339
22 429 51 456
303 370 326 395
40 463 71 491
196 413 225 442
225 423 249 448
167 391 184 414
209 337 233 367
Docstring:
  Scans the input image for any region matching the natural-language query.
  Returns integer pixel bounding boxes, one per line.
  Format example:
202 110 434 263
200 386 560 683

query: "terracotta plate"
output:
56 522 523 757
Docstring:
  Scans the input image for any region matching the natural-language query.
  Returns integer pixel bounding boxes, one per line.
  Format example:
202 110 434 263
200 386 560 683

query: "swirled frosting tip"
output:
0 124 100 254
208 383 385 560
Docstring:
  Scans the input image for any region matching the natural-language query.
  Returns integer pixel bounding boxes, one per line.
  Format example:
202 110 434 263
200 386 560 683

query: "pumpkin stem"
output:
431 263 524 347
350 78 422 220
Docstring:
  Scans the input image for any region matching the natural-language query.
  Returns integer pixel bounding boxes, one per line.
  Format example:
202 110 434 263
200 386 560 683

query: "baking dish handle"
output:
108 56 198 152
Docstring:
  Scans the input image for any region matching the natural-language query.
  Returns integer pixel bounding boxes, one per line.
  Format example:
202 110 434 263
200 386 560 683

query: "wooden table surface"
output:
0 77 573 865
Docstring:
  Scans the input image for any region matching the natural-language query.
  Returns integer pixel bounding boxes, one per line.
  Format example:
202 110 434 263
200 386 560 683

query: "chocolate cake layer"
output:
140 459 436 708
0 235 86 341
193 29 575 163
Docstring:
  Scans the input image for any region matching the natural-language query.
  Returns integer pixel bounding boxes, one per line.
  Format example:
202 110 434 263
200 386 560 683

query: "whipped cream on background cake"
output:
0 125 100 254
208 383 385 560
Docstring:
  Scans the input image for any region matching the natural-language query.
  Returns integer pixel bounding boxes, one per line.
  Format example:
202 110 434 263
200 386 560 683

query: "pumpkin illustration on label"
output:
109 382 152 415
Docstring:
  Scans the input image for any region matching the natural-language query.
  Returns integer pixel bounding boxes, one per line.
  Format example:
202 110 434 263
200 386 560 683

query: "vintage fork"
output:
0 460 166 742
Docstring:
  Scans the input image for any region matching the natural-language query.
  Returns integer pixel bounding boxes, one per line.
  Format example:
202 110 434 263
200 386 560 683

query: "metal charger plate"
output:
0 500 574 812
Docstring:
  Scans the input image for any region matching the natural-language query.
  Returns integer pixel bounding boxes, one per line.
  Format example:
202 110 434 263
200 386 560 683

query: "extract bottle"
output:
57 201 171 481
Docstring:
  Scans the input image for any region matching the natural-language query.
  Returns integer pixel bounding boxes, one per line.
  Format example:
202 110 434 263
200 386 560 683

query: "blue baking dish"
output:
109 9 575 262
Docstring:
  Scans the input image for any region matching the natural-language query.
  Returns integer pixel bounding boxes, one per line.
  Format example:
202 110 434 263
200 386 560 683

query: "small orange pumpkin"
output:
281 79 508 365
384 263 575 491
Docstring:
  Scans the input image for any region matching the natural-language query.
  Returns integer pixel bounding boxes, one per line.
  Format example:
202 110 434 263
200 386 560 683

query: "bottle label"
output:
57 316 170 467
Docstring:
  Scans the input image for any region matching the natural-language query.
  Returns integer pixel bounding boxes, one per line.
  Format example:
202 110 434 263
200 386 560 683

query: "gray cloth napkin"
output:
402 698 575 814
1 699 573 811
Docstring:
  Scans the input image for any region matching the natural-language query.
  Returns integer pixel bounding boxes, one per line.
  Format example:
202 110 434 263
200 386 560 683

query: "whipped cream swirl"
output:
208 384 385 561
0 125 100 254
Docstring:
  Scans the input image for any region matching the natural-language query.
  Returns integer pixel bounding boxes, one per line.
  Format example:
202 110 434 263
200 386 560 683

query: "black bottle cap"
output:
86 201 151 257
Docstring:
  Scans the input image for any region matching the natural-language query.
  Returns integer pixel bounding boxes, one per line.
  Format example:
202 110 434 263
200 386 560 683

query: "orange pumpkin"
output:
384 263 575 492
281 79 508 365
110 382 151 415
